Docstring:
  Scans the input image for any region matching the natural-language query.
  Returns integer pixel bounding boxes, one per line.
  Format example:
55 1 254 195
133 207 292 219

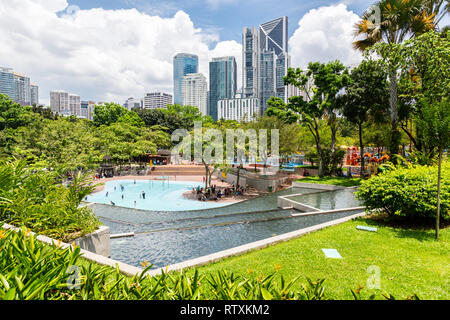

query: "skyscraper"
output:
69 93 81 116
242 27 260 99
260 51 277 112
243 16 289 114
182 73 208 115
14 72 31 106
50 90 69 115
209 57 237 121
1 67 38 106
30 83 39 105
173 53 199 105
0 67 15 100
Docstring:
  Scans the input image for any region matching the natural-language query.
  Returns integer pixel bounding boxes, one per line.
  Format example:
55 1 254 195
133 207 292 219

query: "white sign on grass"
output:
322 249 342 259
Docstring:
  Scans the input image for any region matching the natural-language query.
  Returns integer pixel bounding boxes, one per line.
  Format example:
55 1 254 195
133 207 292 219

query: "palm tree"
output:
353 0 438 155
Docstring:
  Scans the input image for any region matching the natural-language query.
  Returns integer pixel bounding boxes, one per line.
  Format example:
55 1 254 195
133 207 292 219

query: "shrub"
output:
355 161 449 220
0 228 419 300
0 159 102 241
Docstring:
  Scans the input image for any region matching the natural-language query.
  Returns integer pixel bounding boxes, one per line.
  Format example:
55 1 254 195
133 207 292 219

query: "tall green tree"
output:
93 103 143 127
267 61 350 177
341 60 389 176
354 0 437 156
416 97 449 240
397 30 450 157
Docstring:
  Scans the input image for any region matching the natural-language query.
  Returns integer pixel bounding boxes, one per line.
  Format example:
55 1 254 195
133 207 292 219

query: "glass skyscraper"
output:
243 16 289 114
209 56 237 121
173 53 199 105
0 67 15 100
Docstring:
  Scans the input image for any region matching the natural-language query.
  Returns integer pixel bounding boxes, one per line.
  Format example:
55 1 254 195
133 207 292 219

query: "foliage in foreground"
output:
356 161 449 220
0 228 418 300
0 159 101 242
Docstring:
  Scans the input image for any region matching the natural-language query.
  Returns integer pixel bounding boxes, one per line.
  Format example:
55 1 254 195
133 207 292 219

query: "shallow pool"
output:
86 180 234 211
91 186 364 269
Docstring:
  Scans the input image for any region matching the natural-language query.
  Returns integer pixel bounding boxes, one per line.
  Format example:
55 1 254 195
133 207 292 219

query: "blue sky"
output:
66 0 372 45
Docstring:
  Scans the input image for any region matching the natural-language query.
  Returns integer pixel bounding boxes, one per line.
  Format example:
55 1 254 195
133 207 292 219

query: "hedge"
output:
356 161 449 220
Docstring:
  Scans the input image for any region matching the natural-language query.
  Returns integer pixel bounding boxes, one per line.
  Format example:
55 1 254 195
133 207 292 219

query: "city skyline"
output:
2 1 448 106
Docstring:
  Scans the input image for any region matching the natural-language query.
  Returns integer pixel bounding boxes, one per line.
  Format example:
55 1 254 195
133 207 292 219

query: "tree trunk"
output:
436 149 442 240
388 69 400 156
236 164 242 188
309 121 324 177
359 122 365 178
202 159 209 189
330 116 337 175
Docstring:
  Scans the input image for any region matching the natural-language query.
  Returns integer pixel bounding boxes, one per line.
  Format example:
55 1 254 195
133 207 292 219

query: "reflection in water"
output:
285 188 362 210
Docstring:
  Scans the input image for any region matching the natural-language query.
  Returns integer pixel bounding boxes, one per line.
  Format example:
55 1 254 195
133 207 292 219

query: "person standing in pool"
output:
142 191 146 199
106 191 109 197
121 194 124 200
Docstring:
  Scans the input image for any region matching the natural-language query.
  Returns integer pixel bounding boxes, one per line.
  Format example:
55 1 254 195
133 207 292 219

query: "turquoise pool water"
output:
86 180 234 211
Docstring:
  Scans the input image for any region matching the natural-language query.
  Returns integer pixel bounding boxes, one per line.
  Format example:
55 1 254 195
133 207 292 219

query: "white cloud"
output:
1 1 366 106
289 3 363 69
0 0 242 105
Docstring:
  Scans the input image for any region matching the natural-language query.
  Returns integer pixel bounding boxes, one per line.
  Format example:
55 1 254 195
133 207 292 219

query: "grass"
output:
296 176 363 187
192 217 450 300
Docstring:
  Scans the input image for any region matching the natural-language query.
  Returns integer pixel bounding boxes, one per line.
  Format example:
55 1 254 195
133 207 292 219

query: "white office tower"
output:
182 73 208 115
143 92 173 109
30 83 39 105
69 93 81 116
14 72 31 106
50 90 69 115
217 97 260 122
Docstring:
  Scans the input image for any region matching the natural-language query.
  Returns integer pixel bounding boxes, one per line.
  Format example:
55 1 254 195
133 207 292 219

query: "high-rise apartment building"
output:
243 16 289 114
173 53 199 105
209 56 237 121
14 72 31 106
50 90 70 115
69 93 81 116
1 67 38 106
143 92 173 109
182 73 208 115
0 67 15 100
30 83 39 105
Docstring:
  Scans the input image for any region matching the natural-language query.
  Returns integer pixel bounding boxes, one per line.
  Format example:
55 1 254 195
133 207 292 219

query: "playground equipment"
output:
346 147 360 166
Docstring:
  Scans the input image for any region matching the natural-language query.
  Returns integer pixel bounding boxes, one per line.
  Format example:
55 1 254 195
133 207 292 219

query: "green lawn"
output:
193 218 450 300
296 176 363 187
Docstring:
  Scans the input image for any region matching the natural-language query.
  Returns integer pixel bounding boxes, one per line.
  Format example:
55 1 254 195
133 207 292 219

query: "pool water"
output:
86 180 234 211
285 188 362 210
91 186 364 269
